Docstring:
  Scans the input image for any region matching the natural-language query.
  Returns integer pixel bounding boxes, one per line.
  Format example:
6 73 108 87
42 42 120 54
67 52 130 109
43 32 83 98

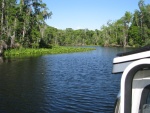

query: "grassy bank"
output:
4 46 95 58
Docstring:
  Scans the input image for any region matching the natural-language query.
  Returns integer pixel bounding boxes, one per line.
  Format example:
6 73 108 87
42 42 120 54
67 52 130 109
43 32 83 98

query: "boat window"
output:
139 85 150 113
142 104 150 113
146 91 150 104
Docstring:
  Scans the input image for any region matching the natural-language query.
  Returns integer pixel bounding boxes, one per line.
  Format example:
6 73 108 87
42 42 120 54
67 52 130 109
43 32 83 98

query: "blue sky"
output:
43 0 150 30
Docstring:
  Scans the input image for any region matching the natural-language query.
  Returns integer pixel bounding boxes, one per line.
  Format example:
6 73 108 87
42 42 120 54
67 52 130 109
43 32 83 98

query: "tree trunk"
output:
14 17 17 38
23 22 26 39
39 24 47 39
1 0 5 39
55 36 57 45
10 35 15 48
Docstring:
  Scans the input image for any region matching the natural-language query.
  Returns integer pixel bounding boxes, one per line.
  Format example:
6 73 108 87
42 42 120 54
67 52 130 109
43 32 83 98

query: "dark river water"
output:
0 47 130 113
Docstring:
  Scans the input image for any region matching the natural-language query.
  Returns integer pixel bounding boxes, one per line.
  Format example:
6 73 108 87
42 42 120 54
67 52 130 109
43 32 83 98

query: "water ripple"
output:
0 47 127 113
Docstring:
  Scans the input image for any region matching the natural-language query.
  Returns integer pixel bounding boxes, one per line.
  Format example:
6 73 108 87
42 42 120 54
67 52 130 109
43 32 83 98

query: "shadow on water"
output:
0 57 50 112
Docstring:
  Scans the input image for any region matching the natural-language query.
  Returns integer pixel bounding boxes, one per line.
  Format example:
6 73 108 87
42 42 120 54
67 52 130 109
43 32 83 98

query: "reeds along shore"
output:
4 46 95 58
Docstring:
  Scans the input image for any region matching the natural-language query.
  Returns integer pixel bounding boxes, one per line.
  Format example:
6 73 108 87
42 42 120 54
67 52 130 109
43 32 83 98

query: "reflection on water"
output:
0 47 130 113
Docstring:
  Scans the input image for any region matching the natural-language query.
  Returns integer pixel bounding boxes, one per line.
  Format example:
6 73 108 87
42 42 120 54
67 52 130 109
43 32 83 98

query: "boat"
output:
112 45 150 113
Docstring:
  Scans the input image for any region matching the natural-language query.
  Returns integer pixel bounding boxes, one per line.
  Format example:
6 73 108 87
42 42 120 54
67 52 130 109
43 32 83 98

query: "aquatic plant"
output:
4 46 95 58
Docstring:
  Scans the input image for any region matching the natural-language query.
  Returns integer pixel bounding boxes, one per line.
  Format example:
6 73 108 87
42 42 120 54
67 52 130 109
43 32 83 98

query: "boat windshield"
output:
147 91 150 104
139 85 150 113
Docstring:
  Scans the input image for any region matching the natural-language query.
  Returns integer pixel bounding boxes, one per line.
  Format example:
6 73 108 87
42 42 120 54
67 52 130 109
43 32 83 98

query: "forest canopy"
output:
0 0 150 50
0 0 52 49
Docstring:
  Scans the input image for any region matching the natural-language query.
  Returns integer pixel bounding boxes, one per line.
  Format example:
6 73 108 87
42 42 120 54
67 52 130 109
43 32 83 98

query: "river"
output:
0 46 130 113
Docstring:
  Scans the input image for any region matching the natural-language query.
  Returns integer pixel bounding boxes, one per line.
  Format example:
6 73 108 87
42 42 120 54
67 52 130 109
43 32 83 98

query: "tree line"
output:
0 0 150 51
45 0 150 47
99 0 150 47
0 0 51 50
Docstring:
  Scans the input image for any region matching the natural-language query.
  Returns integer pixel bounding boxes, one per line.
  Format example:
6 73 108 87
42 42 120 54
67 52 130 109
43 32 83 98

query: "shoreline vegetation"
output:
4 46 95 58
0 0 150 59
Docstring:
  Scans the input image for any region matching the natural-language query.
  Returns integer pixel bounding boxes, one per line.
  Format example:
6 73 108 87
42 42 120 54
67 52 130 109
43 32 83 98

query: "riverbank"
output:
4 46 95 58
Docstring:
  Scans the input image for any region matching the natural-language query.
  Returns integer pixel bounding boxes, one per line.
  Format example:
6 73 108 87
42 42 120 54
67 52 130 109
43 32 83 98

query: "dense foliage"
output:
0 0 52 49
43 0 150 47
0 0 150 50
